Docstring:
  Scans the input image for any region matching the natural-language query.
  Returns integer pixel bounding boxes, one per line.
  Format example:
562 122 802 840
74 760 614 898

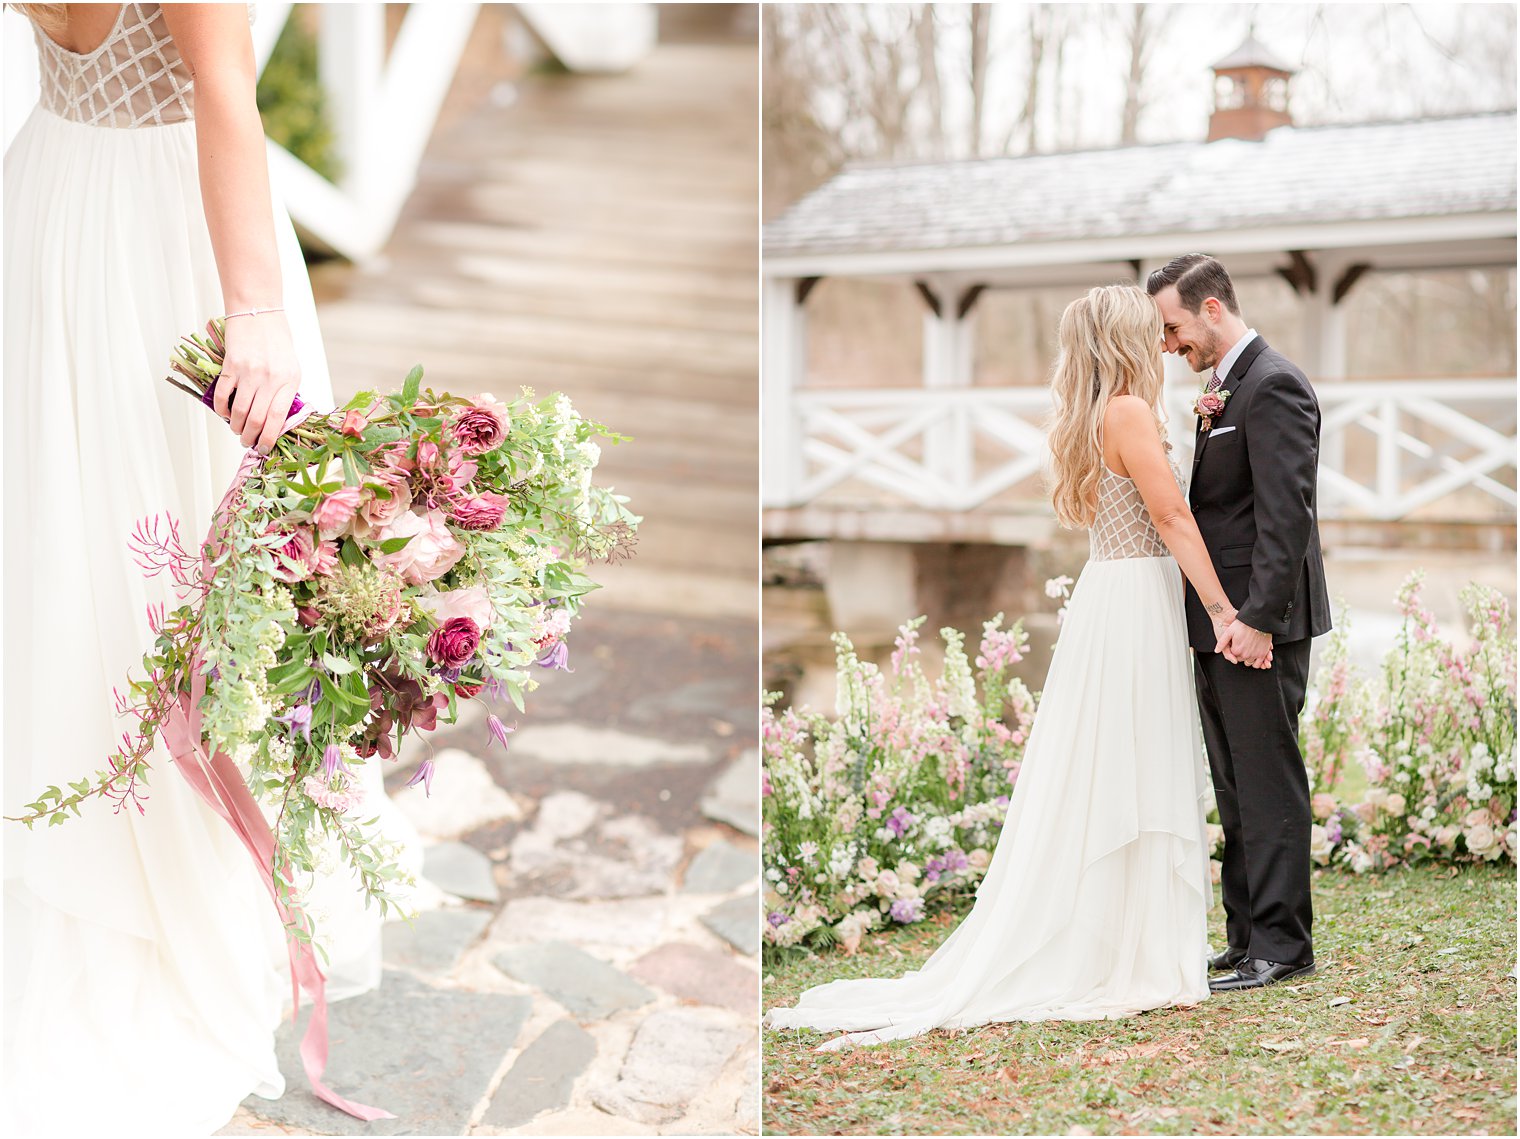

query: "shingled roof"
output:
764 112 1517 261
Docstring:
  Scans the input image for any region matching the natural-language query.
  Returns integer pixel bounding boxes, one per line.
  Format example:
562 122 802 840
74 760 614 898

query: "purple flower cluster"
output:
889 897 923 923
885 805 915 838
924 848 969 884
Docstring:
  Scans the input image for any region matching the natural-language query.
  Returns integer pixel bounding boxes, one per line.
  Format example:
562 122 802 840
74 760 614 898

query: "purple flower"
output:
535 640 572 671
405 758 436 797
483 676 510 702
886 806 915 838
277 703 313 744
321 743 349 780
487 714 515 750
1326 816 1343 844
767 912 789 928
889 897 923 923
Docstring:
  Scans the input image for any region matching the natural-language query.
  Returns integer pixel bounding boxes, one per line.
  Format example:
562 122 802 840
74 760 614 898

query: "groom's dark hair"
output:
1145 254 1241 316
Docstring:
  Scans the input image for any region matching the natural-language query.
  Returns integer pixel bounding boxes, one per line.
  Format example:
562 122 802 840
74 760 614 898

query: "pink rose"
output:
310 538 340 576
354 479 413 537
445 452 478 490
340 410 368 438
449 400 508 455
415 585 493 631
372 509 465 585
312 486 363 537
1198 392 1226 416
416 440 442 469
1311 793 1339 821
450 491 508 531
427 616 481 668
267 525 317 582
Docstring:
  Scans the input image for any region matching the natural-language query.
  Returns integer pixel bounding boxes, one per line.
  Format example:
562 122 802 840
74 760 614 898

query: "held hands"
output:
214 310 302 456
1215 618 1274 669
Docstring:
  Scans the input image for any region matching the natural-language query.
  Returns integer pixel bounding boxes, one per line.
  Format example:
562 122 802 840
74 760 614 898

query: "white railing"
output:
769 379 1518 523
4 5 654 263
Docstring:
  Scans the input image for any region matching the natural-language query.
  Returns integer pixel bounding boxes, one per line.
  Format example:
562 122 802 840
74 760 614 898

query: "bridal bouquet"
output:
10 319 639 954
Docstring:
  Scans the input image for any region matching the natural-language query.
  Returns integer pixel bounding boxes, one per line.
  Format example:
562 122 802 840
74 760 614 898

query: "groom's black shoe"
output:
1209 957 1316 992
1208 947 1248 972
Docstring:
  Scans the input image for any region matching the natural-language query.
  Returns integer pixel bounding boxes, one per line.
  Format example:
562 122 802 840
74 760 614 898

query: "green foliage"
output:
256 10 340 183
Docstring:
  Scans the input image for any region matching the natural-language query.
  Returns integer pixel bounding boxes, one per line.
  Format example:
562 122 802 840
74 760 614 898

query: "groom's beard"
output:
1180 329 1225 373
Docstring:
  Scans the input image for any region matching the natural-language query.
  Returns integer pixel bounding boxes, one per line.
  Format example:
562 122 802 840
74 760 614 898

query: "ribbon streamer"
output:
159 443 393 1123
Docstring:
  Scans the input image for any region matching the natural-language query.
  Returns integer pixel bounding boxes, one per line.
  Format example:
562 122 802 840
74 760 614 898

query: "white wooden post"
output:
1303 256 1350 495
319 4 385 194
920 278 973 505
762 276 807 506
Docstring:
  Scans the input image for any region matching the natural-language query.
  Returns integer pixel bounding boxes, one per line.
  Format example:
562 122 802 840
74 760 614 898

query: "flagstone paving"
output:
217 12 757 1136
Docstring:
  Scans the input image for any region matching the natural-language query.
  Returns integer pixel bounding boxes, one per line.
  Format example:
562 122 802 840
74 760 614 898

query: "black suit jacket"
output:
1185 336 1332 652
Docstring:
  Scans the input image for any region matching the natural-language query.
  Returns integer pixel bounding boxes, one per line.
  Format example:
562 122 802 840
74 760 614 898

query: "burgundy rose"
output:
426 616 480 668
450 491 508 531
297 605 322 628
449 404 507 455
454 679 483 698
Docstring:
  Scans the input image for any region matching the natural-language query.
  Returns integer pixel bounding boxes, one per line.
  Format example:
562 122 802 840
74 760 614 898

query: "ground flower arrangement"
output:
762 615 1035 956
1297 572 1516 872
764 572 1515 957
8 319 639 957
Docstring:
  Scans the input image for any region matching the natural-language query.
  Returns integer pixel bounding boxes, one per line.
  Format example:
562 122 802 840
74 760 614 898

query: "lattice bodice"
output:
1088 466 1171 561
34 4 194 128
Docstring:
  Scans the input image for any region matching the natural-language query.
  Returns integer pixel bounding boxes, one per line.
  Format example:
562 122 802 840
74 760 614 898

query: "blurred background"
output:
8 4 759 1134
760 2 1517 708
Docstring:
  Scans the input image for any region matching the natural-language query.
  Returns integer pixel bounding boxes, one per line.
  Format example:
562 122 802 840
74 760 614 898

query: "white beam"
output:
763 213 1517 279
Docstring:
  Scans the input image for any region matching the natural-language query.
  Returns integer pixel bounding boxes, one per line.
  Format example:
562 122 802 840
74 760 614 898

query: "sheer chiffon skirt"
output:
2 108 416 1135
766 555 1212 1049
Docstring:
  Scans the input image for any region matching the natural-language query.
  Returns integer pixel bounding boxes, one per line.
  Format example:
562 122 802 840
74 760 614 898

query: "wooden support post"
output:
763 277 808 506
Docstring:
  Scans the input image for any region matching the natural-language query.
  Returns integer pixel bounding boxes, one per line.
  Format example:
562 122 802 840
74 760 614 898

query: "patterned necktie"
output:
1206 369 1223 394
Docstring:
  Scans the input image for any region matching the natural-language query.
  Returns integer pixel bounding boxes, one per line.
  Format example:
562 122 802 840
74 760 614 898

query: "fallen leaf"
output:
1259 1038 1303 1052
1329 996 1353 1007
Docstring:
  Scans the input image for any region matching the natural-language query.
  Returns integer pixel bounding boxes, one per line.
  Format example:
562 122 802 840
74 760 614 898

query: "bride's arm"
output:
162 4 300 457
1105 396 1246 650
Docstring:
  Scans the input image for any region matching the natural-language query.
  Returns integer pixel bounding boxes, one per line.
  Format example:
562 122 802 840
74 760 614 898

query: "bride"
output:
3 4 418 1132
766 284 1269 1049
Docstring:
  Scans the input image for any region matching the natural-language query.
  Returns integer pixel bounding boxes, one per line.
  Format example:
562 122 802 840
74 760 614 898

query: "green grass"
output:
763 864 1516 1135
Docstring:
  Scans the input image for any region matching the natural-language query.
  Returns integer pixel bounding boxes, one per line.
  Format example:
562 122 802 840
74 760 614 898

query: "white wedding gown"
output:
2 6 420 1134
767 465 1213 1048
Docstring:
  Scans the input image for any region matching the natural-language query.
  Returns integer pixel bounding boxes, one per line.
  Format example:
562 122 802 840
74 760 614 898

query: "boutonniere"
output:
1194 387 1230 431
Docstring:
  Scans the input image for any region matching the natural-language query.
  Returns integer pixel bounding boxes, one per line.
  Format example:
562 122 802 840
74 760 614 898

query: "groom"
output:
1146 254 1332 992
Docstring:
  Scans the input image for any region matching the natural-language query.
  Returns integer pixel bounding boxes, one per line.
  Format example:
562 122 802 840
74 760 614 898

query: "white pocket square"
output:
1208 426 1237 438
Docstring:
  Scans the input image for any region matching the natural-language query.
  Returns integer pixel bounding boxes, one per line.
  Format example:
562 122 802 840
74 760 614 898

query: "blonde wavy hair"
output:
10 5 67 34
1045 284 1168 529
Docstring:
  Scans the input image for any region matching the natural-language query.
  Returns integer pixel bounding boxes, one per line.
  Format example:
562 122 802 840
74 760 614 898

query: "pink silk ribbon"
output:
158 443 394 1123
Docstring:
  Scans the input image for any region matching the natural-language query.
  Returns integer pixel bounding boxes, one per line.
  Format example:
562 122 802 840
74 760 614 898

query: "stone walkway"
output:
217 611 758 1138
218 10 758 1136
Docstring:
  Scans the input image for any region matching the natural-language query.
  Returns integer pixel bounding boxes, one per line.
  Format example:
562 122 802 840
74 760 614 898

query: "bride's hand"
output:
214 310 302 456
1209 605 1238 644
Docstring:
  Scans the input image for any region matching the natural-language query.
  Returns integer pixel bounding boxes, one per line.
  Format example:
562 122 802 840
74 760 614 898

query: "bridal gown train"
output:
766 465 1213 1048
2 6 421 1133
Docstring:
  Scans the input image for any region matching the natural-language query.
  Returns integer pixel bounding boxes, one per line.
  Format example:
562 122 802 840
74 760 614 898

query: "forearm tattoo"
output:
1204 601 1225 617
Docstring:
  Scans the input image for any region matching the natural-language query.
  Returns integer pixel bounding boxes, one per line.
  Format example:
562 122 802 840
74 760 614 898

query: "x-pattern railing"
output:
780 379 1517 522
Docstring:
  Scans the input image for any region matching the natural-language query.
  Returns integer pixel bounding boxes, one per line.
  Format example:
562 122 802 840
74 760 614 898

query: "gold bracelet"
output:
224 305 285 320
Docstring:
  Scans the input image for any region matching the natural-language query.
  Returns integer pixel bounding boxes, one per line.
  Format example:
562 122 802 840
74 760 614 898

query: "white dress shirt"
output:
1214 328 1258 387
